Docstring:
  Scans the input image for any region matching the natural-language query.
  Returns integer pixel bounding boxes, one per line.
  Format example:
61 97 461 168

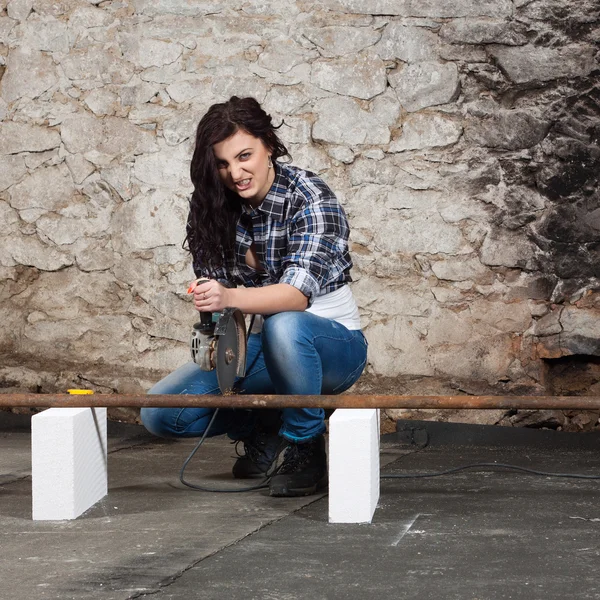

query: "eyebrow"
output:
215 148 253 163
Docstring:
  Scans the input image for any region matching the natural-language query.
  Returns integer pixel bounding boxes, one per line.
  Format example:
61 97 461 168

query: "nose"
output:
229 162 245 181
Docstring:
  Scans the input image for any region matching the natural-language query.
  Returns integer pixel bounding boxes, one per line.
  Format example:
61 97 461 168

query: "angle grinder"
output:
189 279 248 393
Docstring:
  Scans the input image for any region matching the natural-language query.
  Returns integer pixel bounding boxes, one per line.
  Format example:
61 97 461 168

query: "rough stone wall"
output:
1 0 599 428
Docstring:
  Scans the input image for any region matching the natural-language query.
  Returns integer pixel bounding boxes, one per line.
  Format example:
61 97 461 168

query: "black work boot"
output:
269 434 327 497
232 417 281 480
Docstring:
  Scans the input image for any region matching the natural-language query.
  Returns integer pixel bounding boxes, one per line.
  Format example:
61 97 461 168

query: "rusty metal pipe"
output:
3 394 600 410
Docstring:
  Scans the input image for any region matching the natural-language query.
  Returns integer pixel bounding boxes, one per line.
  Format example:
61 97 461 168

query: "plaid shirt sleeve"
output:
279 193 351 306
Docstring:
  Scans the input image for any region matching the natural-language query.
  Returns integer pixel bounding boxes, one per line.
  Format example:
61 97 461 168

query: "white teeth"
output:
237 179 250 186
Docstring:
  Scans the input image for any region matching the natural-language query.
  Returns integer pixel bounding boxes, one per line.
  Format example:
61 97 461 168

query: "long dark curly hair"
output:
186 96 289 274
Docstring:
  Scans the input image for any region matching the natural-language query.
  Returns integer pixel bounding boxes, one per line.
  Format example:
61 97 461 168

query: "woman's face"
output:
213 129 274 207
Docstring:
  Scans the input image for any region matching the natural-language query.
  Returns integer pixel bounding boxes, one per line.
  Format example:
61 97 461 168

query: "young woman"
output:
141 96 367 497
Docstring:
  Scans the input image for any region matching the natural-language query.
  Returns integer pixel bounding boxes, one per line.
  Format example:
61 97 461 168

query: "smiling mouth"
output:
235 179 252 189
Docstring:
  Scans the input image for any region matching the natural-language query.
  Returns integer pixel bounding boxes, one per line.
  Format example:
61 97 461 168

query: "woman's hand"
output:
189 279 232 312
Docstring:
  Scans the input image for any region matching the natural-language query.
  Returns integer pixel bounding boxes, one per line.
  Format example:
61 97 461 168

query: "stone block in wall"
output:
7 0 33 21
35 201 112 246
0 155 27 192
115 75 161 106
140 61 183 85
288 144 331 173
61 114 158 161
352 276 431 320
365 316 435 378
349 158 398 186
24 315 135 362
310 53 387 100
111 189 188 253
23 269 129 319
464 110 550 150
65 154 95 185
3 233 73 271
302 25 381 58
490 44 596 84
74 239 116 273
99 165 134 202
440 18 527 46
162 111 199 146
531 308 562 337
8 164 75 212
258 37 319 74
263 86 309 116
1 47 57 103
389 61 460 112
249 63 311 87
376 22 440 62
119 34 183 69
389 113 463 152
83 89 119 116
165 77 211 105
20 15 70 53
469 299 532 334
558 307 600 356
480 229 537 270
430 334 515 383
431 256 492 284
68 6 113 29
379 210 469 255
133 142 192 189
313 92 400 145
61 47 135 88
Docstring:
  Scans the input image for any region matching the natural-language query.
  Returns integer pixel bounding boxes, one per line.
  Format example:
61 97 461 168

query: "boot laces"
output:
234 428 268 463
271 440 314 475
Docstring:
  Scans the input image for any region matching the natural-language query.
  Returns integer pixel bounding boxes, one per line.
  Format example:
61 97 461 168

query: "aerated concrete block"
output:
328 408 380 524
32 408 108 520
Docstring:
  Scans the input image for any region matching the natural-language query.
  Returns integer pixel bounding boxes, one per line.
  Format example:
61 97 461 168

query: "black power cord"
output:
179 407 270 493
179 314 272 493
382 428 600 481
382 463 600 480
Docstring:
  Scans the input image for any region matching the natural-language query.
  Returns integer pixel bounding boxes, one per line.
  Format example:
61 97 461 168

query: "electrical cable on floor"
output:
179 407 270 493
382 428 600 480
179 314 271 493
382 463 600 480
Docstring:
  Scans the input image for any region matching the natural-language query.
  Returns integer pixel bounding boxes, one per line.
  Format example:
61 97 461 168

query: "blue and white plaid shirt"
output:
192 163 353 306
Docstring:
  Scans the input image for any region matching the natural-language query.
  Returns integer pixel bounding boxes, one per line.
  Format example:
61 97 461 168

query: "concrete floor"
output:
2 412 600 600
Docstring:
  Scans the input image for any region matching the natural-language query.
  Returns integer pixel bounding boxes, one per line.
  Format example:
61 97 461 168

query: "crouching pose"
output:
141 96 367 497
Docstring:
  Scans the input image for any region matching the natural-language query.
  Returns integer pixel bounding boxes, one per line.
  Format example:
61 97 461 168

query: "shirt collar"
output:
241 163 288 221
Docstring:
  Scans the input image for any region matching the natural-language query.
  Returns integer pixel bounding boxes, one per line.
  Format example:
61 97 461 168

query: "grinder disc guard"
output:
214 308 247 393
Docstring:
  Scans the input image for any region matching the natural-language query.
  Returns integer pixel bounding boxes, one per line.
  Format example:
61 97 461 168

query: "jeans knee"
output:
262 312 305 351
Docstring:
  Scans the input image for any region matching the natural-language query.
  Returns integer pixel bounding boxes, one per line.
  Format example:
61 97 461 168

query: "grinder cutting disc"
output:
214 308 247 394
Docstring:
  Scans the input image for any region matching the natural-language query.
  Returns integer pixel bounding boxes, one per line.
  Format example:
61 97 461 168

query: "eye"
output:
240 152 251 160
216 161 227 169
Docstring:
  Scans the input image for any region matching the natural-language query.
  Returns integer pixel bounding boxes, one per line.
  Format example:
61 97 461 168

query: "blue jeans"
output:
141 311 368 442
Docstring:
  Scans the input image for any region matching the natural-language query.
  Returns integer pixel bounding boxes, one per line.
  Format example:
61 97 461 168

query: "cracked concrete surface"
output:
1 416 326 600
3 413 600 599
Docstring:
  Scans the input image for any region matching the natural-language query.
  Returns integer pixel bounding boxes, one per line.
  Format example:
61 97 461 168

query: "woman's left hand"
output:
191 279 232 312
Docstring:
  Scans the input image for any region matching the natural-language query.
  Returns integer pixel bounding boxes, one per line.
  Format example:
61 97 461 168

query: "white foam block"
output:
328 408 380 524
32 408 107 520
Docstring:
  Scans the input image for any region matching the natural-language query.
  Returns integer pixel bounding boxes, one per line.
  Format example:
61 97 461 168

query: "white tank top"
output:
306 285 362 330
